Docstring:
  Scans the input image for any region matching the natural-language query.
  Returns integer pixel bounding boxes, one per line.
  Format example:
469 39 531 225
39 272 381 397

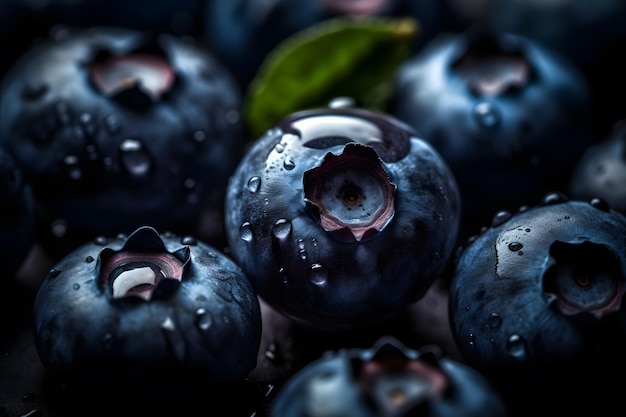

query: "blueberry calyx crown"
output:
89 43 176 110
453 28 532 97
98 226 190 301
304 142 396 242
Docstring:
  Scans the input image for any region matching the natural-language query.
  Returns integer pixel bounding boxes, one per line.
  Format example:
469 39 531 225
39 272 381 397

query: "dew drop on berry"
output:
310 263 328 286
272 219 292 240
160 316 176 332
488 313 502 328
195 308 212 330
506 334 527 360
279 267 288 284
239 222 253 242
63 154 82 180
508 242 523 252
72 283 80 290
119 139 151 177
247 176 261 193
275 143 285 153
473 101 501 129
181 236 197 245
104 114 120 134
283 157 295 170
491 210 512 227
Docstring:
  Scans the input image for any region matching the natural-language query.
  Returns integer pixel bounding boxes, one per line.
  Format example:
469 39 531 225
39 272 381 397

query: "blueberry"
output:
269 336 507 417
32 226 262 411
388 29 594 234
448 193 626 415
569 120 626 213
0 26 246 257
224 102 461 331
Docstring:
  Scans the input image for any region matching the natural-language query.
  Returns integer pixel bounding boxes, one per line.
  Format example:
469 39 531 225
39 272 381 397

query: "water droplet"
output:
473 101 501 129
72 283 80 290
50 219 67 237
279 267 288 284
465 305 471 311
328 96 356 108
508 242 523 252
119 139 151 177
311 238 318 247
468 333 475 345
283 157 295 170
161 316 176 331
506 334 527 360
48 269 61 279
272 219 292 239
85 256 94 263
488 313 502 328
239 222 253 242
94 236 108 245
181 236 197 245
491 210 512 227
104 114 120 134
63 154 82 180
195 308 212 330
275 143 285 153
265 343 284 363
310 263 328 286
590 197 610 212
247 176 261 193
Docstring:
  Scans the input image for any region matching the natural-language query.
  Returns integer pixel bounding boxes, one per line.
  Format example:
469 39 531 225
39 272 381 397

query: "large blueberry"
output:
0 26 246 256
270 336 507 417
225 102 461 331
388 29 594 233
449 192 626 415
32 226 262 411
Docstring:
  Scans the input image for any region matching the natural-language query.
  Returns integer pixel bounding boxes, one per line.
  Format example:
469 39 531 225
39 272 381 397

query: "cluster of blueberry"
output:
2 1 626 416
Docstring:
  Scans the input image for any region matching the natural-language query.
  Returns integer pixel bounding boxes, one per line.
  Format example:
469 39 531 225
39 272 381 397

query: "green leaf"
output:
243 16 419 140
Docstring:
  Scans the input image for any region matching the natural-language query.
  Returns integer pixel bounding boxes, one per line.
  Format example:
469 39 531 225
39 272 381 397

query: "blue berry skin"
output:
270 336 507 417
0 26 246 248
33 226 262 394
388 29 594 232
224 104 461 331
448 193 626 414
0 147 35 279
450 193 626 367
569 120 626 214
